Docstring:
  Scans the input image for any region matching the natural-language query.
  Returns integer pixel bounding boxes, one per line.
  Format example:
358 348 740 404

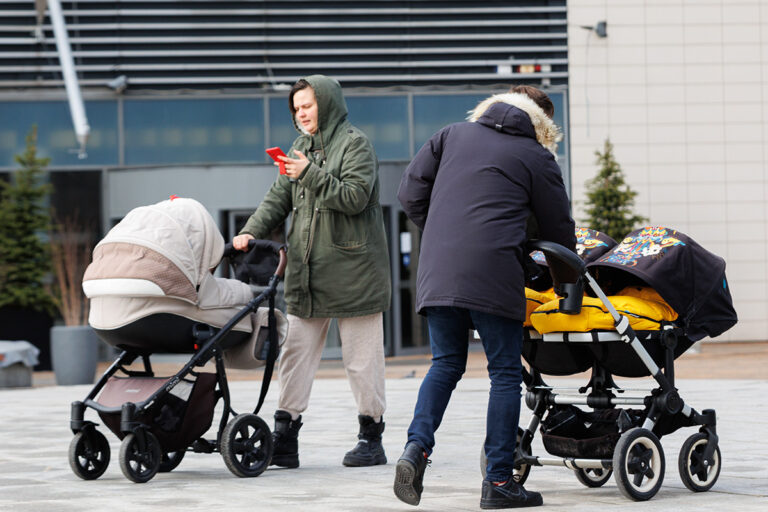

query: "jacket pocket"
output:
322 206 374 251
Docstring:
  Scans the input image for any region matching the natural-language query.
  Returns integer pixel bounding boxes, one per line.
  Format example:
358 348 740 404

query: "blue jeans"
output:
406 306 523 482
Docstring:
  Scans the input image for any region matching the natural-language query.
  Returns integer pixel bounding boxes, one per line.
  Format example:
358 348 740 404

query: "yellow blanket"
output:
529 286 678 333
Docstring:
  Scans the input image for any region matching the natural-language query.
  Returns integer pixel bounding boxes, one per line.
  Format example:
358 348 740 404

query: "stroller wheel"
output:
159 450 186 473
221 413 273 478
119 431 162 483
479 428 531 485
574 467 613 488
613 428 665 501
69 429 111 480
678 433 721 492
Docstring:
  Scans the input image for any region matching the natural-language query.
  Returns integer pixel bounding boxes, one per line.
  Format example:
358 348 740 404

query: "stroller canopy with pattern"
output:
587 226 738 342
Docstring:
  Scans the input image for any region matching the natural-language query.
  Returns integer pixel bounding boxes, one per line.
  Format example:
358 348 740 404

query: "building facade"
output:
568 0 767 342
0 0 569 355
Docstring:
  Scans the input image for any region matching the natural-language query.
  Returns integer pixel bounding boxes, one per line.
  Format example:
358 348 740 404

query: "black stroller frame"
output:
501 240 721 501
68 240 286 483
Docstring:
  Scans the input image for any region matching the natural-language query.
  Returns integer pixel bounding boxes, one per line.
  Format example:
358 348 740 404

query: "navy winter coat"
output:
398 93 576 321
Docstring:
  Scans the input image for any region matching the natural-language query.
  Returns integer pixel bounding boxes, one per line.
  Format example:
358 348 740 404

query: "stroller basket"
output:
540 405 643 459
96 373 217 453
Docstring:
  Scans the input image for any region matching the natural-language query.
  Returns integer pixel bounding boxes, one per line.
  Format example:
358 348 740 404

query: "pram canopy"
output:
528 228 616 291
82 198 258 354
83 197 251 309
587 226 738 341
532 227 617 266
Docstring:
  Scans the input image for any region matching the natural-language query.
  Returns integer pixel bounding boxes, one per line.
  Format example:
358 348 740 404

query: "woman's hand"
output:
278 150 310 179
233 234 254 251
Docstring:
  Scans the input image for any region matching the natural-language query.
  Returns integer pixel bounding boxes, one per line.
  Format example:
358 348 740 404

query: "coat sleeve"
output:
239 174 293 239
397 130 445 230
529 154 577 252
297 135 376 215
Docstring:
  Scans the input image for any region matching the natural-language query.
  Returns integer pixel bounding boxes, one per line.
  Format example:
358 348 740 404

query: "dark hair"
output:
510 85 554 118
288 79 312 116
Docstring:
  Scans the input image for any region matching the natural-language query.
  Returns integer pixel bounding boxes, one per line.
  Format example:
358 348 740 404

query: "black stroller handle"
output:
528 240 585 280
245 239 287 279
223 238 287 281
528 239 585 315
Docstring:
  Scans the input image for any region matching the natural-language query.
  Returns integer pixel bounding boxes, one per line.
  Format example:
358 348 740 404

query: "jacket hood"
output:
294 74 349 143
467 92 562 155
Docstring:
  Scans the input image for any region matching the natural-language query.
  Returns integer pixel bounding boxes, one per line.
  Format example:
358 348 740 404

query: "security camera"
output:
107 75 128 93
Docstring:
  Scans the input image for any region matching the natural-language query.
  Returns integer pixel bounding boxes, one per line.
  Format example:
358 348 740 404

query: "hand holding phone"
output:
265 147 287 174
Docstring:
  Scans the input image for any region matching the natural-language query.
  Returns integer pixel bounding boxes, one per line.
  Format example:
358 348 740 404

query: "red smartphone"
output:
265 146 287 174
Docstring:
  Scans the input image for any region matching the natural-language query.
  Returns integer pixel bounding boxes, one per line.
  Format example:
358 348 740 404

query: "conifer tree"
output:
0 126 56 313
583 139 647 242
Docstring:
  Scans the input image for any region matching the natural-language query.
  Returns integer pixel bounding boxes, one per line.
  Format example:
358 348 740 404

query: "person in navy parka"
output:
394 86 576 509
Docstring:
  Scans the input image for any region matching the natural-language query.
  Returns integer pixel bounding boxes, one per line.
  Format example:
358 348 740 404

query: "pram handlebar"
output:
223 239 287 279
528 240 585 277
528 240 585 315
245 239 287 278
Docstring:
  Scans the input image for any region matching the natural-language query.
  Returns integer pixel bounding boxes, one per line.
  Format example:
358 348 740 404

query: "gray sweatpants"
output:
277 312 386 422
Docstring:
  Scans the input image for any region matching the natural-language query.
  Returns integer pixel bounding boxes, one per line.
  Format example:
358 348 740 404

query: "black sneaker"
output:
394 442 429 506
480 479 543 509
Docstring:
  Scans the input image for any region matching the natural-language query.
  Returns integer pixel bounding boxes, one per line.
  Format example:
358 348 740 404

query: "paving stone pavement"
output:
0 374 766 511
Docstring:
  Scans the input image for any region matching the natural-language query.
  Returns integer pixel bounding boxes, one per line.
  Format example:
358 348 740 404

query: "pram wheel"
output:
221 413 273 478
119 431 162 483
613 428 665 501
678 433 721 492
69 429 111 480
574 467 613 488
158 450 186 473
479 428 531 485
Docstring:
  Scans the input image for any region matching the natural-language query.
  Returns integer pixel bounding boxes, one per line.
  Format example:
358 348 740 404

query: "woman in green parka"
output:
234 75 391 468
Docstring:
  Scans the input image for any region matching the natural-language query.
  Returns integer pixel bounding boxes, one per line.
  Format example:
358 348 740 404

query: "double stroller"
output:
68 198 288 483
483 226 737 501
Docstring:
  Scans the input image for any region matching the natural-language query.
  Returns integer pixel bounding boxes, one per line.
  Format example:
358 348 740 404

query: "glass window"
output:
412 94 487 151
268 96 296 158
0 101 118 167
50 171 102 233
549 92 567 159
124 98 263 165
269 96 410 162
397 211 429 349
347 96 409 161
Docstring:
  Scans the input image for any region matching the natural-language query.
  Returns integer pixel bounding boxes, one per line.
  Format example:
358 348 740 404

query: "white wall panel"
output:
569 0 768 342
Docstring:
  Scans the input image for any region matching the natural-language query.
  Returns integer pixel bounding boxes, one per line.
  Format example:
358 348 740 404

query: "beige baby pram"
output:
68 197 287 483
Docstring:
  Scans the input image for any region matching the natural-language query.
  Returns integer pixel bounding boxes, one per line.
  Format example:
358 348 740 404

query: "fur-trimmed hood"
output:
467 92 562 155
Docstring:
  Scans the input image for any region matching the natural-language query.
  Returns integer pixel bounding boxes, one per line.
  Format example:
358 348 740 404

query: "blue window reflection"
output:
413 92 567 158
124 98 263 165
549 93 566 158
0 100 118 167
268 96 295 158
347 96 409 161
269 96 409 162
413 94 487 150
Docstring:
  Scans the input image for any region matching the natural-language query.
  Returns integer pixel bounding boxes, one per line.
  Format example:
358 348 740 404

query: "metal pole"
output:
46 0 90 158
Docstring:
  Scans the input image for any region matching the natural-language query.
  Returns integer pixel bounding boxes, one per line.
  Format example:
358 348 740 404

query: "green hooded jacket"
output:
240 75 391 318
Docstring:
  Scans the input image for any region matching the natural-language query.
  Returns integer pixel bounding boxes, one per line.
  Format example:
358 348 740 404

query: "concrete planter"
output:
50 326 99 386
0 307 53 370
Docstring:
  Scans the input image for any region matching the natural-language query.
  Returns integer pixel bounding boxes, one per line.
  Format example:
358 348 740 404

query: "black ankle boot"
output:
271 410 302 468
394 441 429 506
342 415 387 467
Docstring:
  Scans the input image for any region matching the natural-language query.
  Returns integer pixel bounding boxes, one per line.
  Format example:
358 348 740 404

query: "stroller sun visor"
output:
528 228 617 291
532 227 617 267
83 197 237 305
586 226 738 341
